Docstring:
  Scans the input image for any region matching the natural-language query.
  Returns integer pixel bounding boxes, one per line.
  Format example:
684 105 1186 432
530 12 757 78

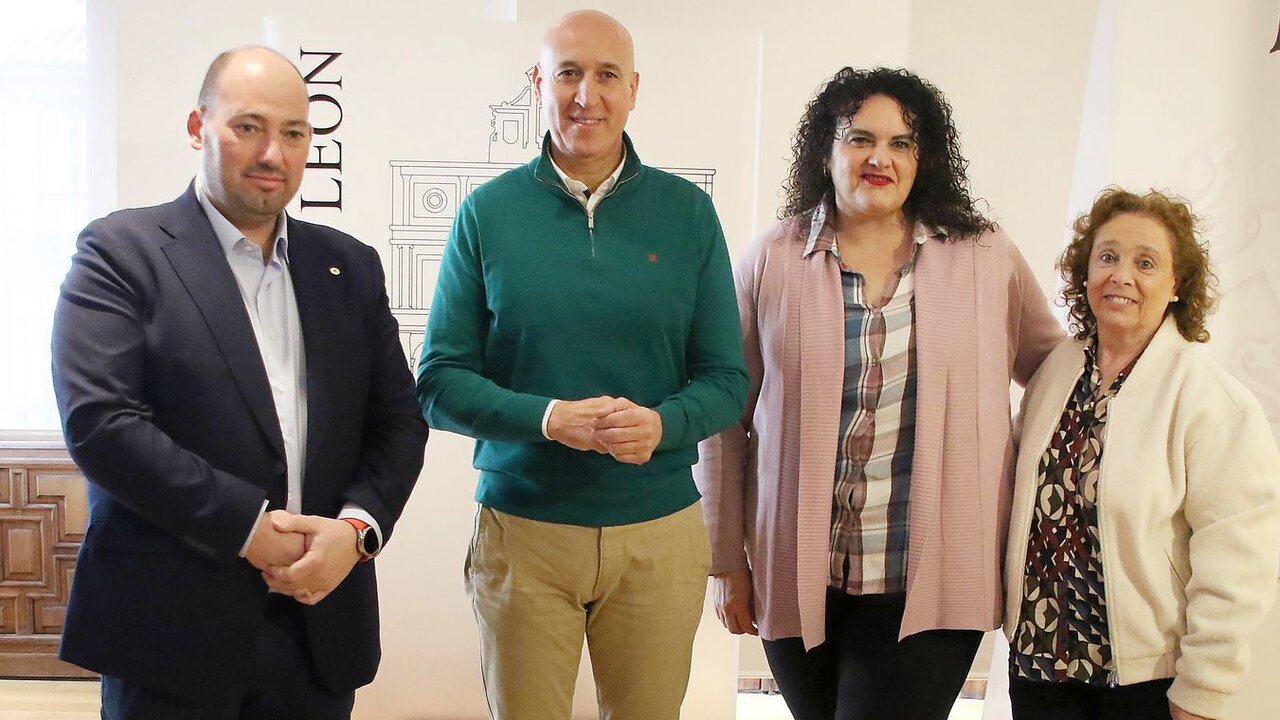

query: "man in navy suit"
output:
50 46 426 719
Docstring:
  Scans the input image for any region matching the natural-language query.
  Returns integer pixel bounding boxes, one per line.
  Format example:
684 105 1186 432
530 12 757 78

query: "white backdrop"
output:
91 1 1280 718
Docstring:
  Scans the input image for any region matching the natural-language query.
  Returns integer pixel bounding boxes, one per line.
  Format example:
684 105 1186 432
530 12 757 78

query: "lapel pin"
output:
329 266 342 276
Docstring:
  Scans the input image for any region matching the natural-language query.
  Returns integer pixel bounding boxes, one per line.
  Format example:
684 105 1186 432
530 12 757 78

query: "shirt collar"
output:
1081 333 1141 394
802 200 943 259
194 177 290 263
548 146 627 203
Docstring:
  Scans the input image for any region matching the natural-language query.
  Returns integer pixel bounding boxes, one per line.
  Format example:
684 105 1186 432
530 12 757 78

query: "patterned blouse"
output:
802 206 926 596
1010 337 1137 685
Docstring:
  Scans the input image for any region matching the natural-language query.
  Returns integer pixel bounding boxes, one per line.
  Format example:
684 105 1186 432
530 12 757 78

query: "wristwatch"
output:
340 518 379 563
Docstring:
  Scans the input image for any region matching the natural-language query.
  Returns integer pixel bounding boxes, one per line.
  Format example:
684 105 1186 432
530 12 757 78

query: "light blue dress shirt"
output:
195 180 380 554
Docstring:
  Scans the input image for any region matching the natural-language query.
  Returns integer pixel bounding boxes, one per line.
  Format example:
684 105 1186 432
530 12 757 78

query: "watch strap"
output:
340 517 376 563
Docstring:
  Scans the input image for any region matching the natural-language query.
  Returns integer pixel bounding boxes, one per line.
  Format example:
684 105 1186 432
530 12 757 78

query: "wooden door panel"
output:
0 445 94 678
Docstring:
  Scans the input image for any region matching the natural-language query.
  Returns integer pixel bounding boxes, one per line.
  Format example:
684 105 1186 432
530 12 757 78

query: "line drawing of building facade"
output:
388 68 717 364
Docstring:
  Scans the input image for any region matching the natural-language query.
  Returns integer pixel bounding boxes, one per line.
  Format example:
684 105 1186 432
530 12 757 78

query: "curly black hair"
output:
780 67 992 238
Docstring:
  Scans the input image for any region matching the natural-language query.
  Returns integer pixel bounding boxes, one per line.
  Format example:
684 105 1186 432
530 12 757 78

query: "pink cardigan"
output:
694 214 1063 649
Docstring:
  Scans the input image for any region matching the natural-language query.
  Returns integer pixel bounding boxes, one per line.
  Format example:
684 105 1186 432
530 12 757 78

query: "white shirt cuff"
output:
339 503 383 550
238 499 270 557
541 398 560 440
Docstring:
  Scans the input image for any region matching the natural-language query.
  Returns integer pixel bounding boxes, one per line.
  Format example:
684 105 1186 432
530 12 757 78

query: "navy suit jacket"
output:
51 185 427 696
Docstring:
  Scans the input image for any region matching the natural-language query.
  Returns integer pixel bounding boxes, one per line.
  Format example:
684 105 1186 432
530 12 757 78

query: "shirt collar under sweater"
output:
533 131 642 193
548 147 626 215
802 199 941 261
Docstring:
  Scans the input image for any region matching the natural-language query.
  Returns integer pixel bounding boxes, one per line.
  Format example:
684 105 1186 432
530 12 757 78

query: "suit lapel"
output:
286 219 339 486
158 187 286 459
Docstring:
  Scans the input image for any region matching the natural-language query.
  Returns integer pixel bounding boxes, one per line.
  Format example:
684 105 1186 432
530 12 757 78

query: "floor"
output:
0 679 987 718
0 680 99 720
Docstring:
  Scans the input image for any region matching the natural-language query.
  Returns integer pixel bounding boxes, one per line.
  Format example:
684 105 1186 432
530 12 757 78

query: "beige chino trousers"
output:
465 502 712 720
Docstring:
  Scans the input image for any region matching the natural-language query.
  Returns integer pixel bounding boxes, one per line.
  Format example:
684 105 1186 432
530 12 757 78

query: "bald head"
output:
540 10 635 75
197 46 304 112
533 10 639 187
188 47 312 245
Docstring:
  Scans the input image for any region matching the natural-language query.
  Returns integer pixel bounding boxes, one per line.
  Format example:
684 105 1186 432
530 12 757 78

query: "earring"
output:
1171 295 1180 302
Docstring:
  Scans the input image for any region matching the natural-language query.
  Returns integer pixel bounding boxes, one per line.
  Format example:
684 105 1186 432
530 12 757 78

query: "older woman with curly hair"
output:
695 66 1062 719
1004 188 1280 720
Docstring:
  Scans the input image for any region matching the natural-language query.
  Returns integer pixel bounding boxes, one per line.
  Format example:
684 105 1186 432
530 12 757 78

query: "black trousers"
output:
762 590 983 720
100 596 355 720
1009 677 1175 720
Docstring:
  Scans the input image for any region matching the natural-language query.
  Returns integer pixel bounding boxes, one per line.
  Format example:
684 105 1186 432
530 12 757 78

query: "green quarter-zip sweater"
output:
417 134 747 526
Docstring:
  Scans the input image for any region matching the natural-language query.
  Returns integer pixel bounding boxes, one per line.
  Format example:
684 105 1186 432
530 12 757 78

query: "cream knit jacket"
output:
1005 316 1280 718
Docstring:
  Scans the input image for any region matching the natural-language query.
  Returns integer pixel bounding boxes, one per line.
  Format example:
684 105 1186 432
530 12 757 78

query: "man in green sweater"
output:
416 9 747 720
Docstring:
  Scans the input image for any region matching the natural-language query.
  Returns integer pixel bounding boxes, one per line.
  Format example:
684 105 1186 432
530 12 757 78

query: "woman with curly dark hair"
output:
695 66 1063 718
1004 188 1280 720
